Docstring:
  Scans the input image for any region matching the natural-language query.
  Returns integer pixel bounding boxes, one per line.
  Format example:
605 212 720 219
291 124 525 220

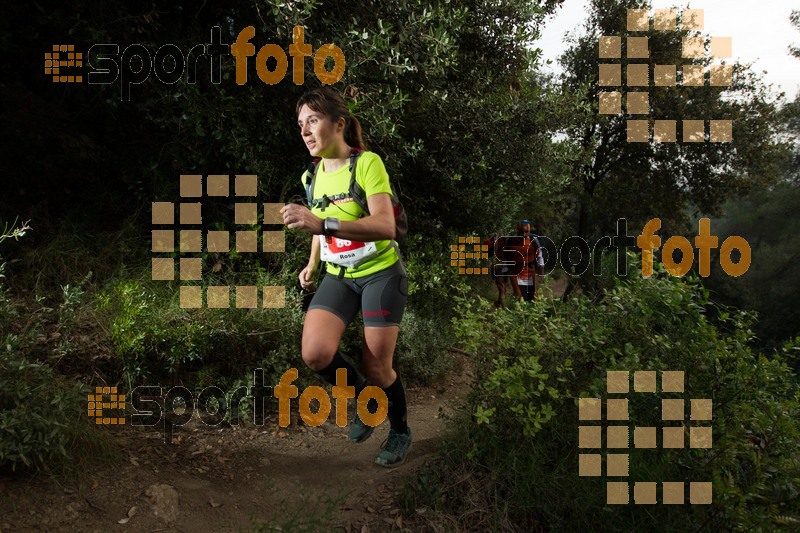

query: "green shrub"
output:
97 274 307 391
0 349 116 475
408 261 800 531
394 308 454 384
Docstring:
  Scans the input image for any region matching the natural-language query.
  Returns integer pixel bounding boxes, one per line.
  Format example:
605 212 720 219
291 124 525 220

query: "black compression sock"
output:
316 351 367 393
382 375 409 434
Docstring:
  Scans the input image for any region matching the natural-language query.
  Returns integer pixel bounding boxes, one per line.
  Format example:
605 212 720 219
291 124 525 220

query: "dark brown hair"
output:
296 87 366 150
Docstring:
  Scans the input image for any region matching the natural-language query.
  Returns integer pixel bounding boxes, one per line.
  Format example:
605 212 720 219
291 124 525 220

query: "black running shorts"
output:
308 260 408 327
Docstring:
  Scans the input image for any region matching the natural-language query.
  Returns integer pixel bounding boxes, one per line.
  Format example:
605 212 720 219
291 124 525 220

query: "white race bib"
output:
319 235 379 268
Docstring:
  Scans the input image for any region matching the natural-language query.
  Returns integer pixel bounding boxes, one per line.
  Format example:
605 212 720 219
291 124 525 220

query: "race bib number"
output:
517 275 534 286
319 235 378 268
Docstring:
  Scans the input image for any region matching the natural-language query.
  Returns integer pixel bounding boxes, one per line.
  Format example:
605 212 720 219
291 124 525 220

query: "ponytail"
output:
344 115 366 150
296 87 368 150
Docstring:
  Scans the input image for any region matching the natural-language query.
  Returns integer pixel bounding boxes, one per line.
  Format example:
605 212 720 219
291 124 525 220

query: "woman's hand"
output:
281 203 323 234
299 264 317 291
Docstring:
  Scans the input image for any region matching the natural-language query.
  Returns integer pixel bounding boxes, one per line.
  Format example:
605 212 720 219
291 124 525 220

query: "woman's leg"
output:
302 274 366 391
362 326 408 429
356 262 411 466
301 309 347 372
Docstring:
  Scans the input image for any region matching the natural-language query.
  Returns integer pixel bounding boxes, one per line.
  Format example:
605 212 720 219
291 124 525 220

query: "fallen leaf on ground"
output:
209 497 222 508
127 506 138 518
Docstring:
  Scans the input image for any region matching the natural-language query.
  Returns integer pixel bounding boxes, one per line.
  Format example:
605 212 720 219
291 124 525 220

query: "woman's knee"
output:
301 344 336 372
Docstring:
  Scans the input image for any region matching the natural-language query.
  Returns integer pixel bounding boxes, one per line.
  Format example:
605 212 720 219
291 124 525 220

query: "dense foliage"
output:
402 258 800 530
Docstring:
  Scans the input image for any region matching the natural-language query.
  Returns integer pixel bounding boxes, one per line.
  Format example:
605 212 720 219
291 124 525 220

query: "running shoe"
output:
375 428 412 467
348 409 376 443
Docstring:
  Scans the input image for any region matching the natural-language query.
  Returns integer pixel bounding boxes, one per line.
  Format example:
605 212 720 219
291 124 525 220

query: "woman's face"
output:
297 104 344 158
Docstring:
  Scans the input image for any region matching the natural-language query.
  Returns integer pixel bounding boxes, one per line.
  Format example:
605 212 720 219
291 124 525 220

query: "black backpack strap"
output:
304 157 321 206
347 148 368 215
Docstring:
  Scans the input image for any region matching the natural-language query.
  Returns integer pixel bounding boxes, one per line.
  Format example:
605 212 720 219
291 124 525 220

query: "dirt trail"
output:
0 362 470 532
0 279 564 532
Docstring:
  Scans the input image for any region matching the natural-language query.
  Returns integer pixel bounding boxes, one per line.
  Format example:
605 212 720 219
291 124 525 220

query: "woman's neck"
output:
321 143 353 173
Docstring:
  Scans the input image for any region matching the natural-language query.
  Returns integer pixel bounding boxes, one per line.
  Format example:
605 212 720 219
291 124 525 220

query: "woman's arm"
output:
330 193 395 241
298 231 321 290
281 193 396 242
308 232 320 268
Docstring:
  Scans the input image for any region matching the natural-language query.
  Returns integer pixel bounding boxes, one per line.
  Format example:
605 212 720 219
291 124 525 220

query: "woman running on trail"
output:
280 87 411 467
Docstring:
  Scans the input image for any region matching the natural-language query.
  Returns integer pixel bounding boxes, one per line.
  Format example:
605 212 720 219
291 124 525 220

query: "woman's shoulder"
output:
358 150 383 164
